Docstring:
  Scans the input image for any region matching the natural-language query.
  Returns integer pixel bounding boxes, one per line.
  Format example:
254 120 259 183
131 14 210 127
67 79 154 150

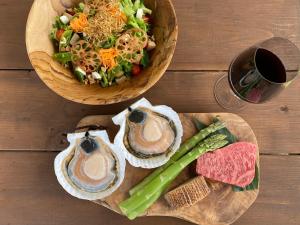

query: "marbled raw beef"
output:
196 142 257 187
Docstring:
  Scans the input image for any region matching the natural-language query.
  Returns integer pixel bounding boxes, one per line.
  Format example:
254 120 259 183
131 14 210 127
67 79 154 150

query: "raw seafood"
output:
113 98 183 168
67 134 118 192
124 107 176 157
54 130 126 200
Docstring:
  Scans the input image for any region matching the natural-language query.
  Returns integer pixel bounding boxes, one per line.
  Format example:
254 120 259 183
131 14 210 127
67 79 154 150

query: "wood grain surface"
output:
2 0 300 70
0 152 298 225
0 0 299 224
0 0 33 69
0 70 298 154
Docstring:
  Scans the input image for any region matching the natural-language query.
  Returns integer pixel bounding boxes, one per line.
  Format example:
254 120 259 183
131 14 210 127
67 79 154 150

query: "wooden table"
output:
0 0 299 224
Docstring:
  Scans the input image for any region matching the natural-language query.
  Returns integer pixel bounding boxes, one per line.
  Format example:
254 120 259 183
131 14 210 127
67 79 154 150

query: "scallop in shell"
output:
124 108 176 157
113 98 183 168
54 130 125 200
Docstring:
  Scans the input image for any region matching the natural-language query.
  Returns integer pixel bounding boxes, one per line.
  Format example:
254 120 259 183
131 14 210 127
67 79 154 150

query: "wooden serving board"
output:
76 113 259 225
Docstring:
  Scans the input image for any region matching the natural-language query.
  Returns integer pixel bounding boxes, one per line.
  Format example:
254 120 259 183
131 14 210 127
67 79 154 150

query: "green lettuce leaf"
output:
193 117 237 144
53 52 72 65
141 50 150 68
102 35 117 49
120 0 151 32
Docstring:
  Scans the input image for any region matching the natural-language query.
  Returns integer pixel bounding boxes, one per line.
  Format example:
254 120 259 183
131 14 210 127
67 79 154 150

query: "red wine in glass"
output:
214 37 300 110
229 48 286 103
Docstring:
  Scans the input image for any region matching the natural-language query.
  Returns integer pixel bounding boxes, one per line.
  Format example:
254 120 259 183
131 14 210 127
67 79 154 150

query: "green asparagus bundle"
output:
129 121 225 195
127 181 172 219
119 134 228 219
127 162 189 219
127 169 184 219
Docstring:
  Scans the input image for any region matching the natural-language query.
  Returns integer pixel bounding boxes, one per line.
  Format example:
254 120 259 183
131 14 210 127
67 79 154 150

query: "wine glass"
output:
214 37 300 110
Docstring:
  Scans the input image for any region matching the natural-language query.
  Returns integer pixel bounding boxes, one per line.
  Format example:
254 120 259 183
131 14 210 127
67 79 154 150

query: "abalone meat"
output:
113 98 183 168
54 130 125 200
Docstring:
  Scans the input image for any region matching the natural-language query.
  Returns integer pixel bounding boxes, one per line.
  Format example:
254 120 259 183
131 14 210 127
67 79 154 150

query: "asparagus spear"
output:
120 134 228 218
127 167 186 219
127 181 172 220
129 121 225 195
127 191 161 220
127 169 185 220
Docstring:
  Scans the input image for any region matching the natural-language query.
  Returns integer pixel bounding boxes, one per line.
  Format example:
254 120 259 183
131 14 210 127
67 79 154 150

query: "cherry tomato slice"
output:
132 64 141 76
56 29 65 40
143 15 151 23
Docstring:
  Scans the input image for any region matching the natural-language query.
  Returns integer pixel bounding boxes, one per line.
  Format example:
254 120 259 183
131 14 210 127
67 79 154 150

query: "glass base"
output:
214 74 246 110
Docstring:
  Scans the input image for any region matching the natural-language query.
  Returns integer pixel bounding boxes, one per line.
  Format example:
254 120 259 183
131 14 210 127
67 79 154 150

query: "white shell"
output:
54 130 126 200
113 98 183 168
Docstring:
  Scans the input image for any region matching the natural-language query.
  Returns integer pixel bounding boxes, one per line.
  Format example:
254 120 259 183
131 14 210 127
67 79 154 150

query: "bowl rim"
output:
25 0 178 105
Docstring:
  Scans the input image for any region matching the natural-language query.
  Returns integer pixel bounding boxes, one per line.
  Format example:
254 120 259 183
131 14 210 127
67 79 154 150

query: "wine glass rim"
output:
254 37 300 84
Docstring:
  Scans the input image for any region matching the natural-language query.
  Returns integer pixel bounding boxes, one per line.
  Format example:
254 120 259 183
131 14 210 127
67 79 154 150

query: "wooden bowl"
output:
26 0 178 105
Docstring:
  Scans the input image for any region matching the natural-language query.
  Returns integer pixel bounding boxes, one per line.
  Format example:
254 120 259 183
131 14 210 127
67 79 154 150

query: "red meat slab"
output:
196 142 257 187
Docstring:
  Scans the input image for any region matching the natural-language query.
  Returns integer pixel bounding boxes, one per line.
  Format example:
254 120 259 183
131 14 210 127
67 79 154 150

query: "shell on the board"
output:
113 98 183 168
54 130 126 200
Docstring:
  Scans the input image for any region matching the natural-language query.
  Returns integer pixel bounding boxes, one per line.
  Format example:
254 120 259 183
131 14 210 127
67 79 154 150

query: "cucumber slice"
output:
74 67 86 83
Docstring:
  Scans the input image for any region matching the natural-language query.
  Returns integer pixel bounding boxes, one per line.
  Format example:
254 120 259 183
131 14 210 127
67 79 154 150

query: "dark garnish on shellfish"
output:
128 109 147 124
80 132 98 153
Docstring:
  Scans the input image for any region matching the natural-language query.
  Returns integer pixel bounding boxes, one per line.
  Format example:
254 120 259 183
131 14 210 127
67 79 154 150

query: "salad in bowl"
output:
50 0 156 87
26 0 177 105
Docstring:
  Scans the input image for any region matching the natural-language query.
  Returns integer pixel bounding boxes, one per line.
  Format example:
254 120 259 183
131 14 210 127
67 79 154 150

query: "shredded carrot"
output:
108 5 127 22
99 48 119 69
108 6 119 15
120 12 127 22
70 13 88 32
